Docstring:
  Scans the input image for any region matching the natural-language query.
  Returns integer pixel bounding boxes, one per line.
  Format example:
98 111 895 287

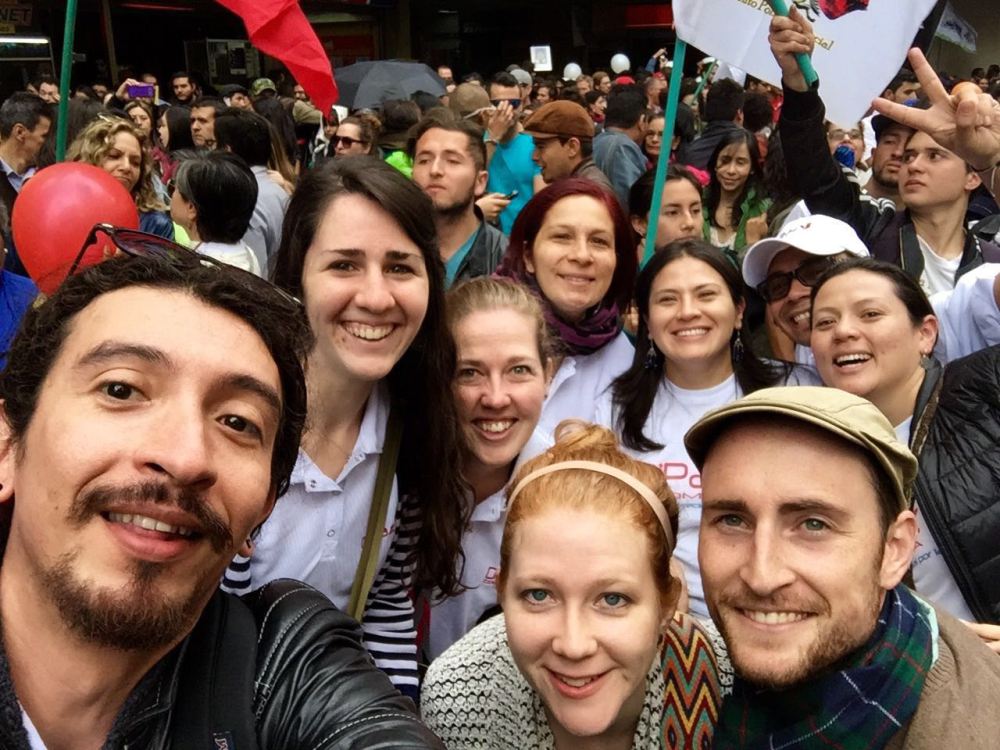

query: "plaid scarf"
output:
714 585 935 750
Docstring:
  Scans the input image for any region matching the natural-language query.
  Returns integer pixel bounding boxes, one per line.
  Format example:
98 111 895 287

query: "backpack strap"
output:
347 409 403 623
169 592 260 750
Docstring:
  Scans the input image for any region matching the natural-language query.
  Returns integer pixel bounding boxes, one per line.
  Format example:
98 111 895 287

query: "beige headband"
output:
507 459 674 549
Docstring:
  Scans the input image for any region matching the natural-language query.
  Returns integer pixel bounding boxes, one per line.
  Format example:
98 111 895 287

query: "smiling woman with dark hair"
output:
703 128 770 259
224 156 468 698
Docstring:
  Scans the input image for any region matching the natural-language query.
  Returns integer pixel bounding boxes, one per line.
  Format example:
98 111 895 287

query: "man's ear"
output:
964 168 983 193
10 123 26 143
0 404 17 505
474 168 489 198
879 509 917 589
240 487 277 557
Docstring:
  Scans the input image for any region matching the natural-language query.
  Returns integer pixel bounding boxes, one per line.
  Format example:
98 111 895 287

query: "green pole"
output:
763 0 819 86
642 39 687 267
55 0 79 162
692 59 717 101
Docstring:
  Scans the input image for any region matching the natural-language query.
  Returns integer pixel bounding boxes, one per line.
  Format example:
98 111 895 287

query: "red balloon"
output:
12 162 139 294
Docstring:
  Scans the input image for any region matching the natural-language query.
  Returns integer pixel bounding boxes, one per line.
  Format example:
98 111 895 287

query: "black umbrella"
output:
335 60 446 110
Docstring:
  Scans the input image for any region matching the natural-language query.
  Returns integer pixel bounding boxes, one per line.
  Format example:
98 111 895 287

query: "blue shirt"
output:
0 270 37 369
444 227 480 288
486 132 540 235
0 158 34 193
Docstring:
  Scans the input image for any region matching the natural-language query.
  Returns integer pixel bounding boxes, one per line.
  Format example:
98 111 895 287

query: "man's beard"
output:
36 481 234 652
872 164 900 191
433 192 476 220
711 558 884 690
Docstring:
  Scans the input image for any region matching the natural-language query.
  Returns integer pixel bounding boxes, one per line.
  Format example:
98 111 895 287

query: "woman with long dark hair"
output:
703 128 770 260
598 239 816 616
223 157 468 697
496 177 637 440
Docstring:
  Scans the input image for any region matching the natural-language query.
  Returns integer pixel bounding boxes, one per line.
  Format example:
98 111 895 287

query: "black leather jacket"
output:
0 581 443 749
912 348 1000 624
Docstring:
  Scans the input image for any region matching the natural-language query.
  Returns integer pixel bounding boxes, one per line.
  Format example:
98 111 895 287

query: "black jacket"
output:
912 348 1000 624
678 120 744 171
0 580 444 749
779 84 1000 284
454 208 507 285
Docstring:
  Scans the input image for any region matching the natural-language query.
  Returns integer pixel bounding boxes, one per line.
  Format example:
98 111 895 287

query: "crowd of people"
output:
0 5 1000 748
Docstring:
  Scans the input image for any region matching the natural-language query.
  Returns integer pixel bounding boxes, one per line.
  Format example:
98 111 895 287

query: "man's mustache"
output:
68 481 233 553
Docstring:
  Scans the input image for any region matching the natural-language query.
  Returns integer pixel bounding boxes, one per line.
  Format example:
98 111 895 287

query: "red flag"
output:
215 0 338 114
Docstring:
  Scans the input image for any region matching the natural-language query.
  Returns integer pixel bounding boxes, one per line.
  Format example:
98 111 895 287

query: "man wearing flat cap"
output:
687 386 1000 749
523 100 614 196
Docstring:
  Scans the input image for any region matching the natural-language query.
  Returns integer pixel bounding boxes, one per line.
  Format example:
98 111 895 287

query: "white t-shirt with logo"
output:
895 418 975 622
595 366 820 618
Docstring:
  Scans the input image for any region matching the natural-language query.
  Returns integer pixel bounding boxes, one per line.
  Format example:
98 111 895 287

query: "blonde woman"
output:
426 277 553 661
66 114 172 239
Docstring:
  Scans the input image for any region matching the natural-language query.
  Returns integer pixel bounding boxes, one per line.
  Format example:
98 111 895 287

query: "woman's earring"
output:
644 336 661 370
732 332 745 364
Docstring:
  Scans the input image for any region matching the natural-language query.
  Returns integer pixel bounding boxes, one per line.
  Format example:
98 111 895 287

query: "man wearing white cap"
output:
743 215 1000 365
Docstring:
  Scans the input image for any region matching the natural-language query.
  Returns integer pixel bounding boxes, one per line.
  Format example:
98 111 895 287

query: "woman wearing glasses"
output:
334 113 381 157
597 239 818 617
67 115 173 240
223 157 467 699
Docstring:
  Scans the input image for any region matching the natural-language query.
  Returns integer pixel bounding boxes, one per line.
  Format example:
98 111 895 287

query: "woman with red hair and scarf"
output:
496 178 637 445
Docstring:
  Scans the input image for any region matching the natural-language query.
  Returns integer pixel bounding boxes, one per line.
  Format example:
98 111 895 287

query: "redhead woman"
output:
496 178 636 442
426 277 553 661
597 239 818 616
223 157 467 697
811 258 1000 644
66 115 172 239
422 422 727 749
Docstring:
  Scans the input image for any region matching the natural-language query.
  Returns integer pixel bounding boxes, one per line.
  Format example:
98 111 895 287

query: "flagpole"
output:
55 0 79 161
763 0 819 85
642 39 687 267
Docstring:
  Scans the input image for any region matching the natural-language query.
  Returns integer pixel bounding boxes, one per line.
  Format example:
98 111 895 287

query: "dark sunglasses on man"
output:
756 255 841 303
490 98 522 110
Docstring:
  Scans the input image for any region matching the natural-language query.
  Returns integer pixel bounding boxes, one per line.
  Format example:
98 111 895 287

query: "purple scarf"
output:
494 268 622 356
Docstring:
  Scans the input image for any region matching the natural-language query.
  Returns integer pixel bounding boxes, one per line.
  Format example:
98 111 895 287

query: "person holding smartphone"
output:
484 71 545 235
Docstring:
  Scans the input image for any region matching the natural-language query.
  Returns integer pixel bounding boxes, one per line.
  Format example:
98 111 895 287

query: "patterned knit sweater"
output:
422 613 731 749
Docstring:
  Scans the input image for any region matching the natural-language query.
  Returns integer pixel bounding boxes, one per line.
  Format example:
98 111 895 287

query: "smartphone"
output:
503 190 519 200
127 83 155 98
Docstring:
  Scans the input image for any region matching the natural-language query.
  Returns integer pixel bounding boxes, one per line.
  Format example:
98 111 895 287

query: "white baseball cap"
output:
742 215 870 289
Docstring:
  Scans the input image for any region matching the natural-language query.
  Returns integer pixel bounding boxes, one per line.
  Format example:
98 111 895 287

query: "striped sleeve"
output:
222 553 252 593
360 492 422 699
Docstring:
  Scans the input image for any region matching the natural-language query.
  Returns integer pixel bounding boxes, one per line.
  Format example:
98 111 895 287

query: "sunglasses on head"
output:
67 223 301 304
490 98 522 109
331 135 366 148
756 255 841 303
